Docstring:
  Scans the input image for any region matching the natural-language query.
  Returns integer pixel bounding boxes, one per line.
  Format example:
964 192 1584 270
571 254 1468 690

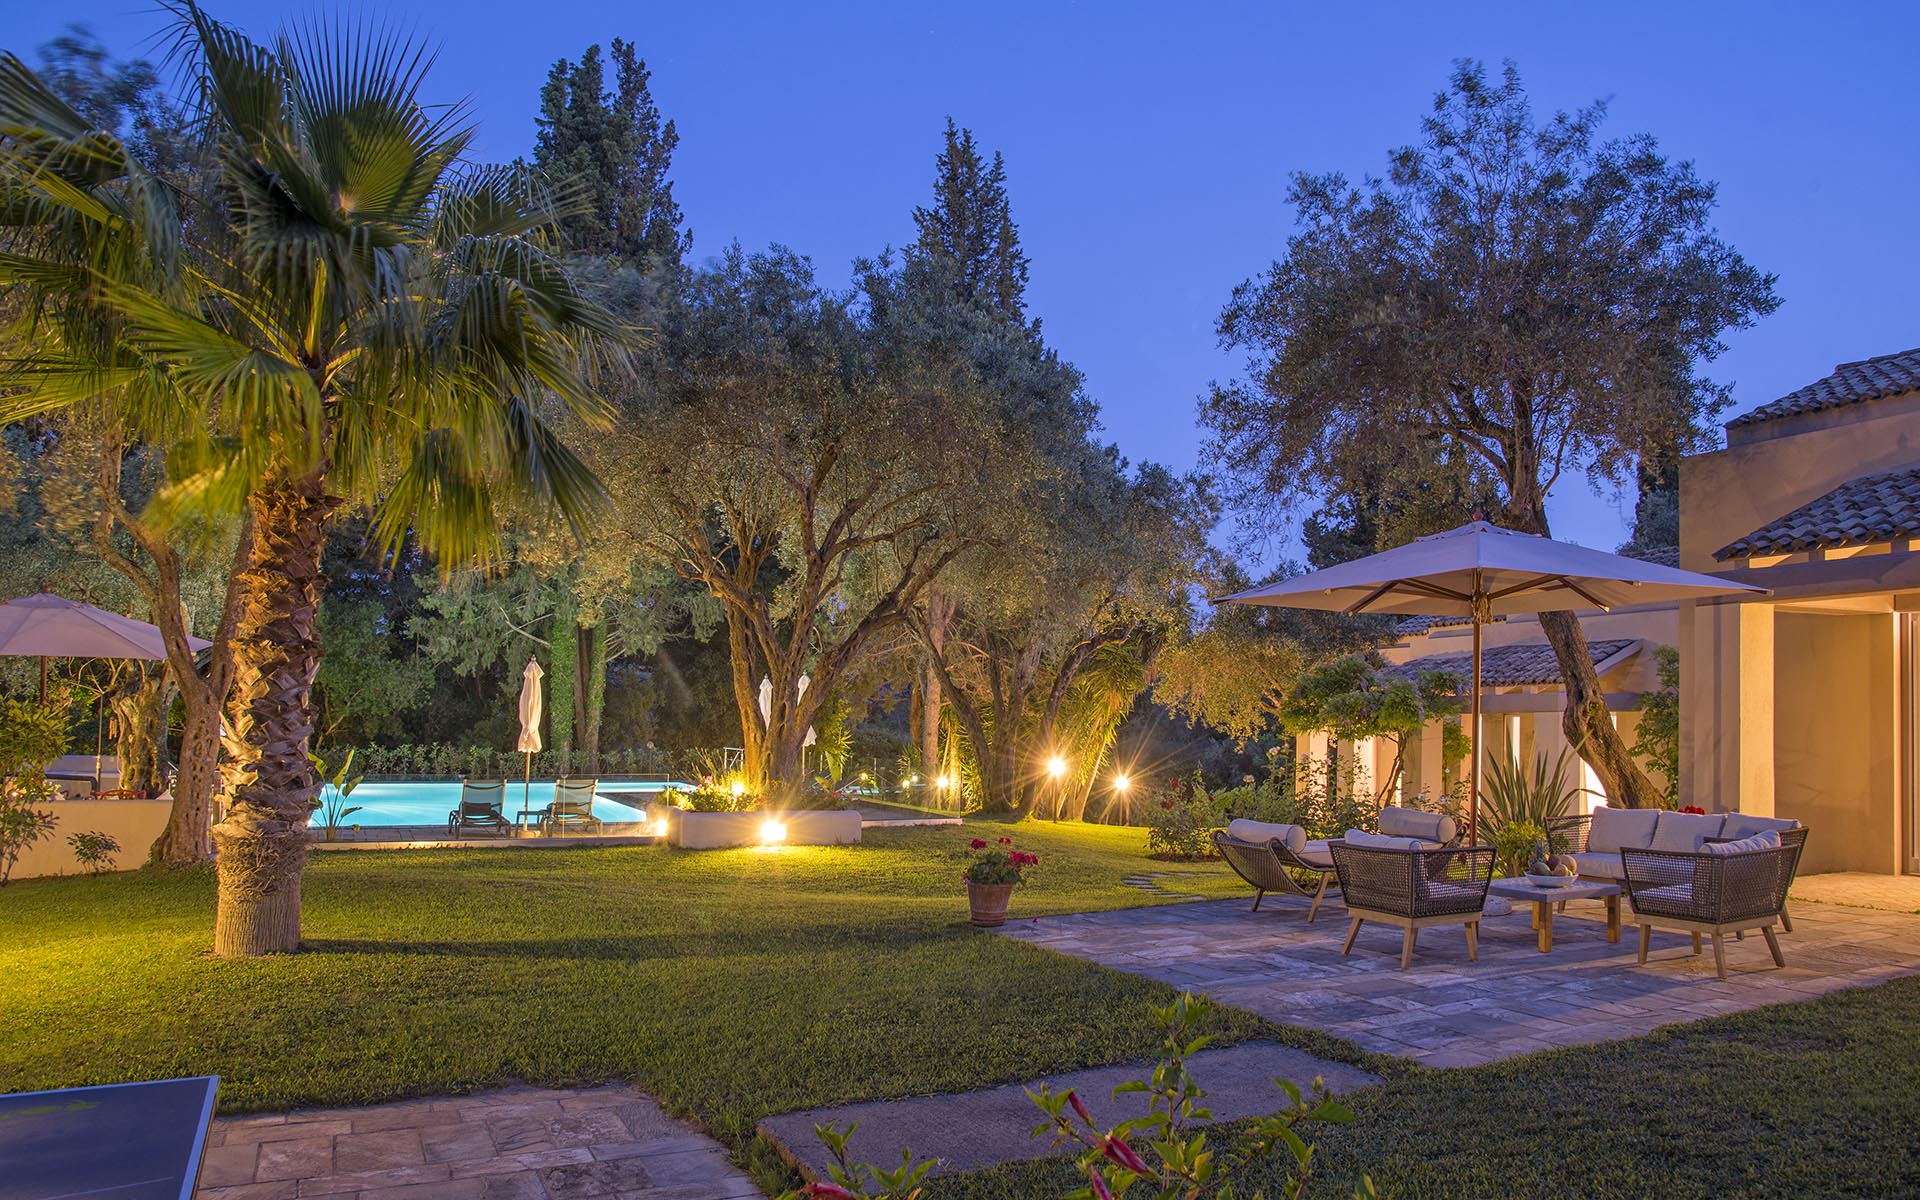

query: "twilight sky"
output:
13 0 1919 560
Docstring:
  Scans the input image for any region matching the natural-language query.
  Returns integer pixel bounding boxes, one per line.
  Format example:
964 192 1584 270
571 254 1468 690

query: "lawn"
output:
928 972 1920 1199
0 821 1292 1165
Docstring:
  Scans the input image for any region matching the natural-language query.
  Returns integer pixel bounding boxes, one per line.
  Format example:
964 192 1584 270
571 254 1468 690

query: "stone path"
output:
1000 894 1920 1067
195 1084 759 1200
1119 871 1210 900
756 1041 1377 1182
1793 870 1920 913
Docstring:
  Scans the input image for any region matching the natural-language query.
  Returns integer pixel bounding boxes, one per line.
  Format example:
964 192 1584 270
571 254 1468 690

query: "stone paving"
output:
194 1084 760 1200
1000 893 1920 1067
1793 870 1920 913
758 1040 1378 1182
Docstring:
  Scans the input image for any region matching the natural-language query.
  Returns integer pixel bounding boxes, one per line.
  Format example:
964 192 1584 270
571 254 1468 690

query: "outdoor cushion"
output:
1631 882 1695 909
1587 806 1661 854
1296 840 1333 869
1341 828 1425 851
1651 811 1728 852
1379 806 1456 845
1224 819 1307 855
1721 813 1800 839
1571 850 1626 880
1703 829 1782 855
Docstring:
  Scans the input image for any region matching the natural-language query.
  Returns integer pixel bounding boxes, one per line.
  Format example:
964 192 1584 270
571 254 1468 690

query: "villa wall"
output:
1772 611 1901 874
11 795 171 880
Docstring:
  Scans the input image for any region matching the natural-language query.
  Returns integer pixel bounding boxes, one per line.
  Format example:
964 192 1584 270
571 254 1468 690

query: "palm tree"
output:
0 5 627 955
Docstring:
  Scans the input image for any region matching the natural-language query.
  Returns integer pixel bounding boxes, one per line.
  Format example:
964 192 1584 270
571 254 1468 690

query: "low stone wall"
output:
12 795 172 879
666 808 862 849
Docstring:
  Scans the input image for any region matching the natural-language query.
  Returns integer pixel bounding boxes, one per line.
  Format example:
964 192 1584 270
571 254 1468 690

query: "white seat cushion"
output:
1296 840 1333 869
1632 882 1695 908
1378 806 1456 845
1703 829 1781 855
1571 850 1625 880
1651 811 1727 852
1224 819 1307 854
1341 828 1425 851
1587 806 1660 854
1721 813 1799 839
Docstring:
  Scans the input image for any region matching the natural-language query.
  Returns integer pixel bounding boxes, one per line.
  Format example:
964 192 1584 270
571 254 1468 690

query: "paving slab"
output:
199 1084 758 1200
756 1041 1377 1182
999 893 1920 1067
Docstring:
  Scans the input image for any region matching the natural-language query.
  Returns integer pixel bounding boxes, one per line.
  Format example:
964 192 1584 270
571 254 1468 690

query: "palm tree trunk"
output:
212 475 338 957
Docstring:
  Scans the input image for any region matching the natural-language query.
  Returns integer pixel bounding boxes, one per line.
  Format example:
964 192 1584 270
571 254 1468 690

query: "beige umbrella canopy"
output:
0 592 210 700
516 657 544 821
1221 521 1766 841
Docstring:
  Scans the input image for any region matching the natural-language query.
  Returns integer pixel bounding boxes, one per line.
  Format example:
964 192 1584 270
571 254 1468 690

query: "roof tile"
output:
1715 466 1920 559
1728 346 1920 428
1384 639 1638 691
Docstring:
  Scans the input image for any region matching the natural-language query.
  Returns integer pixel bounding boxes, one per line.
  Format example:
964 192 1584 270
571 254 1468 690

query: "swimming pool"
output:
313 778 690 827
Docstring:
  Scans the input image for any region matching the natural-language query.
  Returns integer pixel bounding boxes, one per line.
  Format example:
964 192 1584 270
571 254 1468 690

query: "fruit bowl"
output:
1524 872 1579 888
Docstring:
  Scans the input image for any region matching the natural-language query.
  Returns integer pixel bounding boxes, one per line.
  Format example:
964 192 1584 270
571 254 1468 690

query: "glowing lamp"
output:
760 818 787 844
652 816 670 837
1046 756 1067 779
936 774 952 790
730 779 746 798
1113 773 1131 793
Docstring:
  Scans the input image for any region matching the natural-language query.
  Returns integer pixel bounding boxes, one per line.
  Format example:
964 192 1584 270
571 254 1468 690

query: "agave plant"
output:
0 4 630 954
1479 747 1585 845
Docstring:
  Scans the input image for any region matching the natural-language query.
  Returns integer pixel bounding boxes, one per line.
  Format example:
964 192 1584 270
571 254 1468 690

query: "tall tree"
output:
1202 61 1778 809
533 39 688 266
0 7 627 954
912 119 1030 320
613 247 1025 795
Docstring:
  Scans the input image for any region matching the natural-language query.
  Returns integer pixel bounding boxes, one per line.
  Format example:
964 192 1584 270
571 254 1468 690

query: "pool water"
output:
313 778 689 827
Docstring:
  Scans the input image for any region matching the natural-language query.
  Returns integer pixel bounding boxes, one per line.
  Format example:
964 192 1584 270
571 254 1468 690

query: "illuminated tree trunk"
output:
212 475 337 958
579 621 606 775
110 669 168 796
547 584 576 776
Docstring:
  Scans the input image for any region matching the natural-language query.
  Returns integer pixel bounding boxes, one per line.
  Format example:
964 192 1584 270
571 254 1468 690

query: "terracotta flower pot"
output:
967 881 1016 927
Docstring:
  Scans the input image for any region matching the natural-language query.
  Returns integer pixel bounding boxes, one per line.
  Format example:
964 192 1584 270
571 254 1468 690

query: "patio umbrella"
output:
1220 520 1766 842
0 592 210 701
516 657 544 824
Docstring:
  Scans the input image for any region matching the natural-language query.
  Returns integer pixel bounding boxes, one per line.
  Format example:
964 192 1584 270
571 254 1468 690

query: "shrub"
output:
1493 819 1547 878
0 694 67 885
962 837 1038 886
67 829 121 875
1144 773 1221 860
1481 748 1582 837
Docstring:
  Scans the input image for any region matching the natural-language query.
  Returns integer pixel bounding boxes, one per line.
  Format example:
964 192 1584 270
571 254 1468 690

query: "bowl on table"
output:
1524 872 1579 888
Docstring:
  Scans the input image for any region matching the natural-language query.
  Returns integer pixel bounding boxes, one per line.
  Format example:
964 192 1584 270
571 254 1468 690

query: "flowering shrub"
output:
1679 804 1706 815
1143 773 1221 861
779 992 1370 1200
963 836 1037 886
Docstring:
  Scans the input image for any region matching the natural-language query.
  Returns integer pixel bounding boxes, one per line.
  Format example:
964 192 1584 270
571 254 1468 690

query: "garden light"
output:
1046 756 1067 779
730 779 746 799
652 816 669 837
760 818 787 845
936 774 951 789
1113 773 1131 793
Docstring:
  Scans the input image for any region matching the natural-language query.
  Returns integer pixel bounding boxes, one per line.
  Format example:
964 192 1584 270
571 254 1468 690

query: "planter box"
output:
665 808 861 849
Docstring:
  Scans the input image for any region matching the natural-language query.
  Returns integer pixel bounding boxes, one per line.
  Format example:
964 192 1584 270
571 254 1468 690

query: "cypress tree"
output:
912 119 1030 319
532 39 688 265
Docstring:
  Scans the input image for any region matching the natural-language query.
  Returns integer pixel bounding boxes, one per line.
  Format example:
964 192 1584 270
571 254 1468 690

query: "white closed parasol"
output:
516 657 544 822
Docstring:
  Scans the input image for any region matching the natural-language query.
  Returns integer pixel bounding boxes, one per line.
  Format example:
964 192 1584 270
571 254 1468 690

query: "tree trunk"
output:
917 588 953 780
110 669 168 796
212 476 337 957
1505 495 1662 810
155 696 221 865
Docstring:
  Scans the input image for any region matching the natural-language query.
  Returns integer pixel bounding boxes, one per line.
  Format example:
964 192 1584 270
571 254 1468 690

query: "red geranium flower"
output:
970 838 988 849
1161 799 1174 810
801 1184 856 1200
997 836 1012 844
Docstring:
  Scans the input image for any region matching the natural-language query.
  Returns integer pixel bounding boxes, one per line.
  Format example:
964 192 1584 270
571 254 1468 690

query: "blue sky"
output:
14 1 1919 558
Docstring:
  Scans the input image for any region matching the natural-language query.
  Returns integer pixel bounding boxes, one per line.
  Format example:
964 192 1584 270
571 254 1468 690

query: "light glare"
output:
1046 756 1067 778
760 818 787 844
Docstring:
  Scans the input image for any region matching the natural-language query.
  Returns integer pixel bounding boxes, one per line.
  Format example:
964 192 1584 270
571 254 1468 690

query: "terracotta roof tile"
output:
1715 466 1920 559
1384 639 1638 691
1728 346 1920 428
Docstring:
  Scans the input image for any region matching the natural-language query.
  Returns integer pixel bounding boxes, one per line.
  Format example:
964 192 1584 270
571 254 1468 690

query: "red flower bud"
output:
997 836 1012 844
1066 1089 1093 1125
1086 1164 1114 1200
970 838 988 849
1101 1134 1151 1175
801 1185 856 1200
1161 799 1174 810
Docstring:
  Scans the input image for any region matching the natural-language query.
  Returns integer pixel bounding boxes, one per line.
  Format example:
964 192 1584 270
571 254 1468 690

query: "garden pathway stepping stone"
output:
756 1041 1378 1182
196 1083 759 1199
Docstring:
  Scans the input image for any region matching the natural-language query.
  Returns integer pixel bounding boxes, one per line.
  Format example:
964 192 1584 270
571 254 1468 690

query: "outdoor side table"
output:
1488 878 1621 952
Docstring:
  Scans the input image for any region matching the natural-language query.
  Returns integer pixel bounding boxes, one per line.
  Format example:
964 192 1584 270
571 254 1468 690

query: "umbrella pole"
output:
38 656 46 704
1469 616 1483 846
523 751 532 831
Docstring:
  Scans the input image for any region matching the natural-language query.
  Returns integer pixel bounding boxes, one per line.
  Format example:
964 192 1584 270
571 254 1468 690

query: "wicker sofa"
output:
1549 808 1806 931
1328 838 1495 969
1620 834 1798 979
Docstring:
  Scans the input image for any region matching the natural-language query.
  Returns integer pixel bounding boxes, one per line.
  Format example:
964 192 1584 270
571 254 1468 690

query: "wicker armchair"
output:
1706 828 1808 932
1328 841 1495 969
1211 829 1337 921
1620 844 1796 979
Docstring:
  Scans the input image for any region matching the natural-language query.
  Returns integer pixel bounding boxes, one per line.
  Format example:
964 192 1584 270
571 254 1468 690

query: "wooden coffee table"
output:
1488 878 1621 952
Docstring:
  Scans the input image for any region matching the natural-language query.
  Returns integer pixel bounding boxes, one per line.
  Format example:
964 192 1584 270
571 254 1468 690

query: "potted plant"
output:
963 836 1037 927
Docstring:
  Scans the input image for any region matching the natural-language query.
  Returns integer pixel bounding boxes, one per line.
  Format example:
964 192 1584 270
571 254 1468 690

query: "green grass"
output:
0 820 1294 1153
928 974 1920 1199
